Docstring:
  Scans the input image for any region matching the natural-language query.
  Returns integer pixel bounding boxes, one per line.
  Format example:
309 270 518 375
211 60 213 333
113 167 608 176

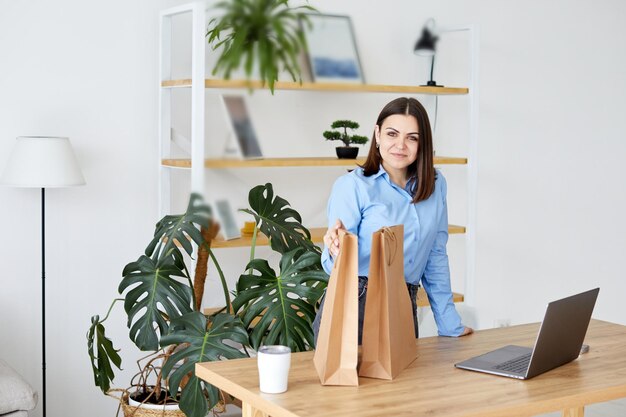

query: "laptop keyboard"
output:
493 352 532 374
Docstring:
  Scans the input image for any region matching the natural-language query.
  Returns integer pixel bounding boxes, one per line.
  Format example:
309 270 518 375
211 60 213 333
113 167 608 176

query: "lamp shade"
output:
414 27 438 56
1 136 85 187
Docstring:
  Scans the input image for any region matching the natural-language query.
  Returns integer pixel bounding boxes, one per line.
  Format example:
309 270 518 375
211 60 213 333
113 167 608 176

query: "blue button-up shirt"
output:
321 165 464 336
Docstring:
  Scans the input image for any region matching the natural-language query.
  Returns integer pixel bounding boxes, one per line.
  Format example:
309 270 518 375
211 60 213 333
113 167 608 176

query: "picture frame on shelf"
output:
302 14 365 84
211 199 241 240
220 95 263 159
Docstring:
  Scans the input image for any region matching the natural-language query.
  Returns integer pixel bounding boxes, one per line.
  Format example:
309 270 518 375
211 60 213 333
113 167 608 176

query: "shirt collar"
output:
371 164 387 179
375 164 415 195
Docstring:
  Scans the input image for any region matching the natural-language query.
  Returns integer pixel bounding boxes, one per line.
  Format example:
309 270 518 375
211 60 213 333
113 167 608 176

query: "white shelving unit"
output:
158 1 479 306
159 1 207 217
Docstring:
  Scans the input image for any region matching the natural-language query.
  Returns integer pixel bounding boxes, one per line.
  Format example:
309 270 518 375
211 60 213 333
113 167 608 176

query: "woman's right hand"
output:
323 219 346 258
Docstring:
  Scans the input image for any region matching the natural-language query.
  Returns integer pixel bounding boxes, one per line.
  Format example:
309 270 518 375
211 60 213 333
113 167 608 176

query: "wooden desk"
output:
196 319 626 417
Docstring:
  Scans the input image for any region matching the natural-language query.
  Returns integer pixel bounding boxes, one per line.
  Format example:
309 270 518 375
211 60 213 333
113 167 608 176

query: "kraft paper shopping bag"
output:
359 225 418 380
313 230 359 386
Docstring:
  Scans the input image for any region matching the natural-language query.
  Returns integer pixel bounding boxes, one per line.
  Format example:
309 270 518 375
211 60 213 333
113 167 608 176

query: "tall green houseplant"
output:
87 184 327 417
206 0 316 92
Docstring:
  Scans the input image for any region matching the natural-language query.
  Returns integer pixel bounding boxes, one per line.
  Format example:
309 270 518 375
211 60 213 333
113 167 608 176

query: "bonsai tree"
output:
87 184 327 417
323 119 368 148
324 119 368 158
206 0 317 93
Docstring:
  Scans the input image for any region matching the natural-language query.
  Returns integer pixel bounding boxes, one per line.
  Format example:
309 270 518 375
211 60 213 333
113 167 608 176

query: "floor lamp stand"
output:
41 187 46 417
0 136 85 417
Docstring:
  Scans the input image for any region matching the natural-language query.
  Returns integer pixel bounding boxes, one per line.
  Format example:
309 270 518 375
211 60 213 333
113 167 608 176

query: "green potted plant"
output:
206 0 316 93
87 184 327 417
323 119 369 159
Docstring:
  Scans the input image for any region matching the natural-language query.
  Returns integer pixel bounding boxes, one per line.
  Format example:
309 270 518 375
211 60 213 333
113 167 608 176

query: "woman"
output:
314 97 473 343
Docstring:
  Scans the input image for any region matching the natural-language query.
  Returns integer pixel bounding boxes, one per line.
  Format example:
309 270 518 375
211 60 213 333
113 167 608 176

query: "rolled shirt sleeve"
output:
420 175 464 336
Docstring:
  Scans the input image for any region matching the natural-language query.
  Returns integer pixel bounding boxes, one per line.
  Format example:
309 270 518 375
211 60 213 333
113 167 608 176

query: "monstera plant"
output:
236 185 326 350
87 184 327 417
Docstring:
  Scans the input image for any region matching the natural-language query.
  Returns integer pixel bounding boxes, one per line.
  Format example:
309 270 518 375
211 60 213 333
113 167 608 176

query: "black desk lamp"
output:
414 19 443 87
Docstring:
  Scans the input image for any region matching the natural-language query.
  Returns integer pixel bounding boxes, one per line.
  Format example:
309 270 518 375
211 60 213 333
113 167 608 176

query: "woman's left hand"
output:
460 326 474 336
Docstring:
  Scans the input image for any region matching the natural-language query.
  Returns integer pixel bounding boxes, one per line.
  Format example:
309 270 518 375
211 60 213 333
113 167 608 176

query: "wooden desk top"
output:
196 319 626 417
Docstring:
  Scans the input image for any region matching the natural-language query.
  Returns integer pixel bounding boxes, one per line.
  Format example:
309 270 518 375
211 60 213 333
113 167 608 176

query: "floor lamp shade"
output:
1 136 85 187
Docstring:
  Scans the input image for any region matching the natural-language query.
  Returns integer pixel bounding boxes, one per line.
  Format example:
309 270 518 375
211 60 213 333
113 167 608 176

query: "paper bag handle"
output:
330 229 348 270
381 227 398 266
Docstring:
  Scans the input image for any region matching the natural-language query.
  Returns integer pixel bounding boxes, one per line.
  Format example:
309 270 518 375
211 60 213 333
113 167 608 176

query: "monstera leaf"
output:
232 248 328 351
119 254 193 351
160 312 249 417
145 193 211 259
87 315 122 393
241 183 320 255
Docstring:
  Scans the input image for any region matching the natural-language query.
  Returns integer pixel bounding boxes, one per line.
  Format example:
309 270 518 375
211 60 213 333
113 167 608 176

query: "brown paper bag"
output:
359 225 418 380
313 230 359 386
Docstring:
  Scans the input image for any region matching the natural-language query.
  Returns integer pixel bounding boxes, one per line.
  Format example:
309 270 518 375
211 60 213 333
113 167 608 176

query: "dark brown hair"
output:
361 97 435 203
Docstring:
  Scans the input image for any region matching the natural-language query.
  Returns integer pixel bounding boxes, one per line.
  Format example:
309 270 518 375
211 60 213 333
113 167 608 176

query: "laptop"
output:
455 288 599 380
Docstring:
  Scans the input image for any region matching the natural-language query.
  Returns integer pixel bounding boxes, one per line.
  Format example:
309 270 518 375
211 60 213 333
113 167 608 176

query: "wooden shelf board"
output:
203 287 463 313
447 225 467 234
212 225 465 249
418 288 464 307
162 156 467 169
161 79 468 95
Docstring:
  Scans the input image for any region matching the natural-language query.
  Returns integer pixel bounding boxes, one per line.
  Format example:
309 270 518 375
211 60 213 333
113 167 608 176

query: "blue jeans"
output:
312 276 420 346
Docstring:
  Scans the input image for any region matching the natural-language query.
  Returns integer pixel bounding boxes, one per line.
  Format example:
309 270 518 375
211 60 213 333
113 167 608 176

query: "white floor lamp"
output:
1 136 85 417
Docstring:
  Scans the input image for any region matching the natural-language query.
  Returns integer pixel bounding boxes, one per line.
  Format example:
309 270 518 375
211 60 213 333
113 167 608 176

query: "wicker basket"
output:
107 388 227 417
108 389 185 417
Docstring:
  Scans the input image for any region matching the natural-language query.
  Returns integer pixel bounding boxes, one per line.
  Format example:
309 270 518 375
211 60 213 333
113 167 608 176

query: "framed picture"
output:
302 14 365 84
220 95 263 159
211 199 241 240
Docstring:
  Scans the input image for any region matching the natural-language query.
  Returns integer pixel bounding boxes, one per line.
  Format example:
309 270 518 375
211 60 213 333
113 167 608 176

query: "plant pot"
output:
109 388 224 417
336 146 359 159
122 390 185 417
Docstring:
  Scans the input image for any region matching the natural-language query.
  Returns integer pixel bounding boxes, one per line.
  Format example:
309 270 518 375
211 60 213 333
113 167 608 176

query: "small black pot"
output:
336 146 359 159
129 387 180 405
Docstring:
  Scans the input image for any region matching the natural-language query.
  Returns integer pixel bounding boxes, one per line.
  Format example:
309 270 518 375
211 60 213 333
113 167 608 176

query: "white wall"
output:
0 1 175 416
1 1 625 416
466 0 626 329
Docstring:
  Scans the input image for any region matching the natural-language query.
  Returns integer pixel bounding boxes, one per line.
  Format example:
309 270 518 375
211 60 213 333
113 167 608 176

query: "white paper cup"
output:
257 345 291 393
